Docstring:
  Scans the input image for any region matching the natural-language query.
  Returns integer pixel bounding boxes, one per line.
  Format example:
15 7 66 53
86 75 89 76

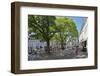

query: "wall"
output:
79 18 88 42
0 0 100 76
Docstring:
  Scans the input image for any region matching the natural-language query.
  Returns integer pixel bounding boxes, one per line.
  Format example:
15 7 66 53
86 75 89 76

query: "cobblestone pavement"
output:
28 48 88 61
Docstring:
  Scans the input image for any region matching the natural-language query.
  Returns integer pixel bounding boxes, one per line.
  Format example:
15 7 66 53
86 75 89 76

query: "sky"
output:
69 16 87 33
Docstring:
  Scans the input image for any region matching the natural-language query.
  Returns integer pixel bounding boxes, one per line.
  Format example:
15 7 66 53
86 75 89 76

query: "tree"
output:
53 17 78 50
28 15 56 54
28 15 78 52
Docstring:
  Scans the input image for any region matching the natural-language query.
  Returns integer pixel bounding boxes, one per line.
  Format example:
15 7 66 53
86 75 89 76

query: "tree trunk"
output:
61 42 65 50
46 40 51 54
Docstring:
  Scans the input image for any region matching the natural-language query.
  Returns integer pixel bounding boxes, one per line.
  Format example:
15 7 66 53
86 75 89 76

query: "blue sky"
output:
69 16 87 33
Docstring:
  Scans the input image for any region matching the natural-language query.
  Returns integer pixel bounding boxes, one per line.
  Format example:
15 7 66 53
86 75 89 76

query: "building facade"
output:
79 18 88 51
79 19 88 43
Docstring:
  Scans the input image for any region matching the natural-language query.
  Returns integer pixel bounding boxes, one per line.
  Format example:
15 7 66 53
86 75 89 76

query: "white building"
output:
79 19 88 43
28 40 46 49
79 18 88 50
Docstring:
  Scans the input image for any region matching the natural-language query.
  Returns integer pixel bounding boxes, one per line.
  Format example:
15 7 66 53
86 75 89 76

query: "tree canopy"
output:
28 15 56 54
28 15 78 53
52 17 78 49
